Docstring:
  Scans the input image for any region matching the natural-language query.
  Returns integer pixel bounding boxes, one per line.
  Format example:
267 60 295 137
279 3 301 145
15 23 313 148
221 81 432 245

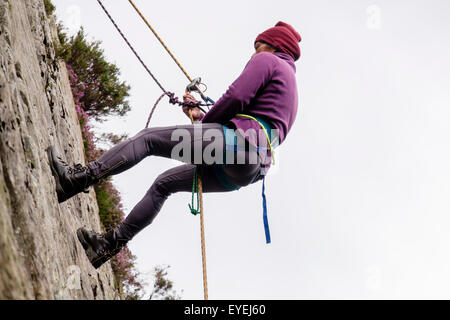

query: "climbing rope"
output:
97 0 165 92
128 0 193 83
96 0 212 116
127 0 215 106
197 174 208 300
96 0 210 300
186 110 209 301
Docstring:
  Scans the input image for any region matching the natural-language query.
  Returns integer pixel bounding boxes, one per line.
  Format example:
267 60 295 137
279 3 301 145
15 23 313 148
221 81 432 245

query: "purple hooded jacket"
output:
200 51 298 149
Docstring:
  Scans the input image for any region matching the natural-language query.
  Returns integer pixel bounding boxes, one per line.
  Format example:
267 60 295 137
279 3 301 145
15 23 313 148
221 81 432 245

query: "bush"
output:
95 178 144 299
44 0 55 16
149 266 182 300
68 64 143 299
57 16 180 300
58 27 131 122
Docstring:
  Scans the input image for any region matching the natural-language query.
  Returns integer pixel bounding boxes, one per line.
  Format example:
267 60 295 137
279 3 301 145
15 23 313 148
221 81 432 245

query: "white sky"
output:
53 0 450 299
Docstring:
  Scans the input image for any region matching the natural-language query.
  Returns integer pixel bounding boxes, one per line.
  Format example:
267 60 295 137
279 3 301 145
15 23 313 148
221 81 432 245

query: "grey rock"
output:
0 0 119 300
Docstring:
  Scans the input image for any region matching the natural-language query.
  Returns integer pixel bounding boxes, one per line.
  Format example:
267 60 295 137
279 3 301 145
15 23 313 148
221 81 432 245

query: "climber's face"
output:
252 41 276 58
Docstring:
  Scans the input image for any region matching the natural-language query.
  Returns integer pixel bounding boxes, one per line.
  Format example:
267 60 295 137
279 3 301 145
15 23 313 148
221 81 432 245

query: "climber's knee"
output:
151 173 173 199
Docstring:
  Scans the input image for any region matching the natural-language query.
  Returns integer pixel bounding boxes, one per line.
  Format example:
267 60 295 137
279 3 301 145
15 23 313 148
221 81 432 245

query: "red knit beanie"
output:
255 21 302 61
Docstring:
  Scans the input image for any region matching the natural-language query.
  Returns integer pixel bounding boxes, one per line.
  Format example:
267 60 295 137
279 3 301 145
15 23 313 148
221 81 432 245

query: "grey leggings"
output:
87 123 264 240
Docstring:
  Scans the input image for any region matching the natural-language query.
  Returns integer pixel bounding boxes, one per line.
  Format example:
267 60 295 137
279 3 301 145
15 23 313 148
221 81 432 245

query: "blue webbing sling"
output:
214 115 277 244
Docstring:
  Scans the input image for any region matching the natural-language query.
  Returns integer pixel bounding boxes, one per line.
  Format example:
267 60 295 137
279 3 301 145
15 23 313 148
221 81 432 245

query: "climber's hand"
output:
183 93 203 121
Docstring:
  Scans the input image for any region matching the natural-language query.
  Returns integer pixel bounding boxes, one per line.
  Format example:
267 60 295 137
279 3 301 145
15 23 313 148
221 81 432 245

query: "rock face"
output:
0 0 119 299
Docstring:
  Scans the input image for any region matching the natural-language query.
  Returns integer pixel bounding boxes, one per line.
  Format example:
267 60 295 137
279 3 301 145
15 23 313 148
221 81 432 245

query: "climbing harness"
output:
236 113 277 165
237 114 277 245
224 114 278 244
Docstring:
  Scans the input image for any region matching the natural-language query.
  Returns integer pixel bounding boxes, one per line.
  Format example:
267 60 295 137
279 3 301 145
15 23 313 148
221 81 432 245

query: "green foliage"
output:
43 0 55 16
113 247 144 300
94 179 124 231
70 63 142 300
56 23 68 47
96 132 130 149
57 27 131 122
149 266 182 300
60 17 181 300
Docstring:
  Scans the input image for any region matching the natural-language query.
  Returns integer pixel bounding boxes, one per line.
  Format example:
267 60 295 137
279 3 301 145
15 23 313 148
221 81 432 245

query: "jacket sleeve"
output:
201 52 276 124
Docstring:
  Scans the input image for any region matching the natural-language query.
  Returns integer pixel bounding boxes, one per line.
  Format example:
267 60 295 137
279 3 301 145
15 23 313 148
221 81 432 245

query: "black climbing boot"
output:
77 227 128 269
46 145 96 203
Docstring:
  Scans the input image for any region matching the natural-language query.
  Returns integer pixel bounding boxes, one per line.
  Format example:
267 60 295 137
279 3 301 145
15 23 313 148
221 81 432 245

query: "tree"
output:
57 27 131 122
149 266 182 300
43 0 55 16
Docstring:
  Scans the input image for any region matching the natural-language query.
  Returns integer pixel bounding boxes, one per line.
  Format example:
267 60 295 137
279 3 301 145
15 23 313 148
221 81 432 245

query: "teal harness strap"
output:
212 164 241 191
235 114 276 165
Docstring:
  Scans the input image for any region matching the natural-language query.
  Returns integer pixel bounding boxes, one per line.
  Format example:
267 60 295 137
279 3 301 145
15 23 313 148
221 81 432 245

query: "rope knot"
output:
189 166 201 216
188 204 200 216
166 92 178 105
166 91 205 109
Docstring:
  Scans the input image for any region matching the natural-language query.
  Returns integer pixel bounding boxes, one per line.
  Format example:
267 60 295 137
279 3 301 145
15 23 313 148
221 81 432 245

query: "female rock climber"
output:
47 21 301 269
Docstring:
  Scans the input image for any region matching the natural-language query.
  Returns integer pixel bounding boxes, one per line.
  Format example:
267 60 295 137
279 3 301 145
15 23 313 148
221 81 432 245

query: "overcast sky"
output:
53 0 450 299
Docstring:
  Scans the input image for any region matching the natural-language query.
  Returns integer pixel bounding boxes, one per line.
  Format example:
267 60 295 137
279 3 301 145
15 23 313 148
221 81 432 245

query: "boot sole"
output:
76 228 89 250
46 146 85 203
46 146 68 203
76 228 105 269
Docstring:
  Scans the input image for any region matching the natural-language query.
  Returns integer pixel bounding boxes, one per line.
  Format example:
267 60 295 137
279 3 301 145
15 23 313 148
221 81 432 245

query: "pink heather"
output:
67 63 141 294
